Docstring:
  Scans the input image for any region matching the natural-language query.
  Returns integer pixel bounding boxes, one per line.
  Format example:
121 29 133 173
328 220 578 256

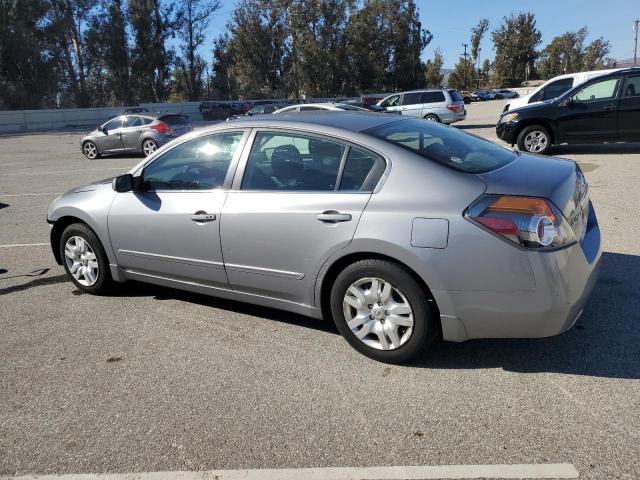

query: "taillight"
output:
467 195 576 250
150 121 170 134
447 104 463 113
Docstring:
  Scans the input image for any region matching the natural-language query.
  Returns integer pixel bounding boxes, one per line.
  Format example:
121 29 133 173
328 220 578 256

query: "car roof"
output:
217 111 401 132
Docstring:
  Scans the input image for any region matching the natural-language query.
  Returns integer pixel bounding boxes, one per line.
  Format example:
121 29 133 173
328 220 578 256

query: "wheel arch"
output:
317 251 441 337
82 139 100 156
50 215 90 265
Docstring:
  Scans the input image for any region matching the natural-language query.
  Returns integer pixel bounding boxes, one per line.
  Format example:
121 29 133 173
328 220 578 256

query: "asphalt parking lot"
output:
1 101 639 479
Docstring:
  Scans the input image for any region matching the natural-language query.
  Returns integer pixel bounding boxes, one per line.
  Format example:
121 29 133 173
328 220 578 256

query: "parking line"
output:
0 463 579 480
0 192 61 197
0 243 49 248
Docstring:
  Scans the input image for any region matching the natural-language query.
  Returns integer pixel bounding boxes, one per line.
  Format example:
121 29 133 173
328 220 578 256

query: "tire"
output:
141 139 158 157
517 124 552 155
330 259 436 364
60 223 113 295
496 94 504 99
82 141 100 160
423 114 440 123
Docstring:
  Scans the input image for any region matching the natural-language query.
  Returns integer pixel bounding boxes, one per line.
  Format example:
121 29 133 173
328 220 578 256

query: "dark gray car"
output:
81 114 193 159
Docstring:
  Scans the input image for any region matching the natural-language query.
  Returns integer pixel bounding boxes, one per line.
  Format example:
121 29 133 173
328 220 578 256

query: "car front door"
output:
618 75 640 140
220 130 386 305
95 116 124 153
399 92 422 117
108 130 248 287
557 77 621 141
379 94 401 114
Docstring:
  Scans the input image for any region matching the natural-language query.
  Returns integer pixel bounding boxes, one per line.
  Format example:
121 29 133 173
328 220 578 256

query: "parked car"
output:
494 89 519 99
460 91 474 104
81 113 193 159
504 68 623 112
122 107 149 115
227 102 288 120
273 102 368 113
376 89 466 124
200 101 230 120
49 113 600 363
497 68 640 154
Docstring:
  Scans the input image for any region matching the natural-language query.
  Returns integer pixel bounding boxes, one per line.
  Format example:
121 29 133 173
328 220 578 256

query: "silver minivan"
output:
377 89 466 124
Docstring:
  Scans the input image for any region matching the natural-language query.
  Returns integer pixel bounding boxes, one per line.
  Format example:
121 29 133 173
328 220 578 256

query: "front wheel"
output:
142 139 158 157
82 141 100 159
330 259 436 364
517 125 552 155
60 223 113 294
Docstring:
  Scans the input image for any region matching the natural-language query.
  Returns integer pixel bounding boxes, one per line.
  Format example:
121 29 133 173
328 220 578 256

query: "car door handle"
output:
603 104 615 111
316 211 352 223
190 211 216 223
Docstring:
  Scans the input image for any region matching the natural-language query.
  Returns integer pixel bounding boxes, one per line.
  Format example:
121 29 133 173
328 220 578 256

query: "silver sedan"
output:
48 113 601 363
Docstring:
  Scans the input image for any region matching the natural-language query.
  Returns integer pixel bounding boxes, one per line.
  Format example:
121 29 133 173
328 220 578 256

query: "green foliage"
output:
470 18 489 64
424 48 444 88
447 58 475 91
492 13 542 87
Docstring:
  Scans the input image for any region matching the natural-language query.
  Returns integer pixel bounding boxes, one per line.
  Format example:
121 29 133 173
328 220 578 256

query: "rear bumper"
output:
436 203 602 342
496 121 518 144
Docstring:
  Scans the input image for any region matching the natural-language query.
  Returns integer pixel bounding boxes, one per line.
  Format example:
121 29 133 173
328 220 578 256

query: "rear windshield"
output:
448 90 463 102
363 119 517 174
159 114 190 125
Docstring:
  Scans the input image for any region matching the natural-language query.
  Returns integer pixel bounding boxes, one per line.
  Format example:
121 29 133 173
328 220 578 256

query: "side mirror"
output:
100 126 109 135
113 174 138 192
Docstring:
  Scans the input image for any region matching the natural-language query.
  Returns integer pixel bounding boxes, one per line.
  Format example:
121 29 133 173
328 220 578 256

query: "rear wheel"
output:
496 94 504 99
142 139 158 157
82 141 100 159
60 223 113 295
517 125 551 155
424 114 440 123
330 259 436 364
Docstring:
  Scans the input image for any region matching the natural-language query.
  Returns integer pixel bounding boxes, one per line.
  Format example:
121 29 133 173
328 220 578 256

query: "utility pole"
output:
634 20 639 67
461 43 469 90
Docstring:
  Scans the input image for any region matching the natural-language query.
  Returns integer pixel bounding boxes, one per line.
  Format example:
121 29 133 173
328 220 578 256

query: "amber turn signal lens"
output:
486 196 557 223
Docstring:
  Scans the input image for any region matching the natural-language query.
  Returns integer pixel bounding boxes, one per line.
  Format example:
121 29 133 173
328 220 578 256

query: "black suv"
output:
496 68 640 154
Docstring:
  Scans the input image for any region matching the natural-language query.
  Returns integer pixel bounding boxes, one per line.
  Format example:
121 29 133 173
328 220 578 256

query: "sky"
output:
202 0 639 69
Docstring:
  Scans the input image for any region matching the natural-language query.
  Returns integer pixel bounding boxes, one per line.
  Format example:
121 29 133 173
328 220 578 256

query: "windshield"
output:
363 119 517 173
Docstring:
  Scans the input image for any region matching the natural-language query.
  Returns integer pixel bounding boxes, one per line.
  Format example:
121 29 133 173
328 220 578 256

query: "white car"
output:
273 103 368 113
494 89 519 99
504 68 623 112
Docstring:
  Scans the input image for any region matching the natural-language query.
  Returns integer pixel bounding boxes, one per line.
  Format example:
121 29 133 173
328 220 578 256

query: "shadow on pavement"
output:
550 143 640 155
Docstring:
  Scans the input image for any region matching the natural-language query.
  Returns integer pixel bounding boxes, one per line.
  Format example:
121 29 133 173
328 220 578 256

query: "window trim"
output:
137 129 250 193
231 127 389 194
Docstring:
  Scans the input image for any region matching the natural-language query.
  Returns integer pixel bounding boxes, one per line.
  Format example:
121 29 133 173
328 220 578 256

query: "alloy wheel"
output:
64 236 99 286
83 142 97 159
523 130 548 153
343 277 414 350
142 140 157 156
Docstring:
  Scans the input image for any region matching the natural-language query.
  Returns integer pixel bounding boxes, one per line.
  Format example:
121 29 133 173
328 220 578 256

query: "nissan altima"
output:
48 113 601 363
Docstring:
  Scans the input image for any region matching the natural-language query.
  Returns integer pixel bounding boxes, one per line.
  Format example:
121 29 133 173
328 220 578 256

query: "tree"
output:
447 57 475 91
128 0 177 103
583 37 616 70
470 18 489 67
423 48 443 87
175 0 221 101
0 0 60 109
537 27 587 79
492 13 541 87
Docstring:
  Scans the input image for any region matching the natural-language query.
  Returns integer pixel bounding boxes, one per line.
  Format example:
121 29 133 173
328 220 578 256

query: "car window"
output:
141 117 154 125
380 95 400 107
299 106 322 111
339 148 385 192
363 118 517 174
420 91 446 103
623 76 640 98
242 132 345 191
102 117 123 131
572 78 620 102
402 93 421 106
448 90 463 102
159 114 190 125
143 132 243 190
537 78 574 101
123 116 143 128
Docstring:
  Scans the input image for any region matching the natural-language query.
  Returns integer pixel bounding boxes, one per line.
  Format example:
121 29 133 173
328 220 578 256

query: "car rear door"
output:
398 92 422 117
120 115 148 151
108 130 249 287
618 74 640 140
557 76 622 141
219 130 386 305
